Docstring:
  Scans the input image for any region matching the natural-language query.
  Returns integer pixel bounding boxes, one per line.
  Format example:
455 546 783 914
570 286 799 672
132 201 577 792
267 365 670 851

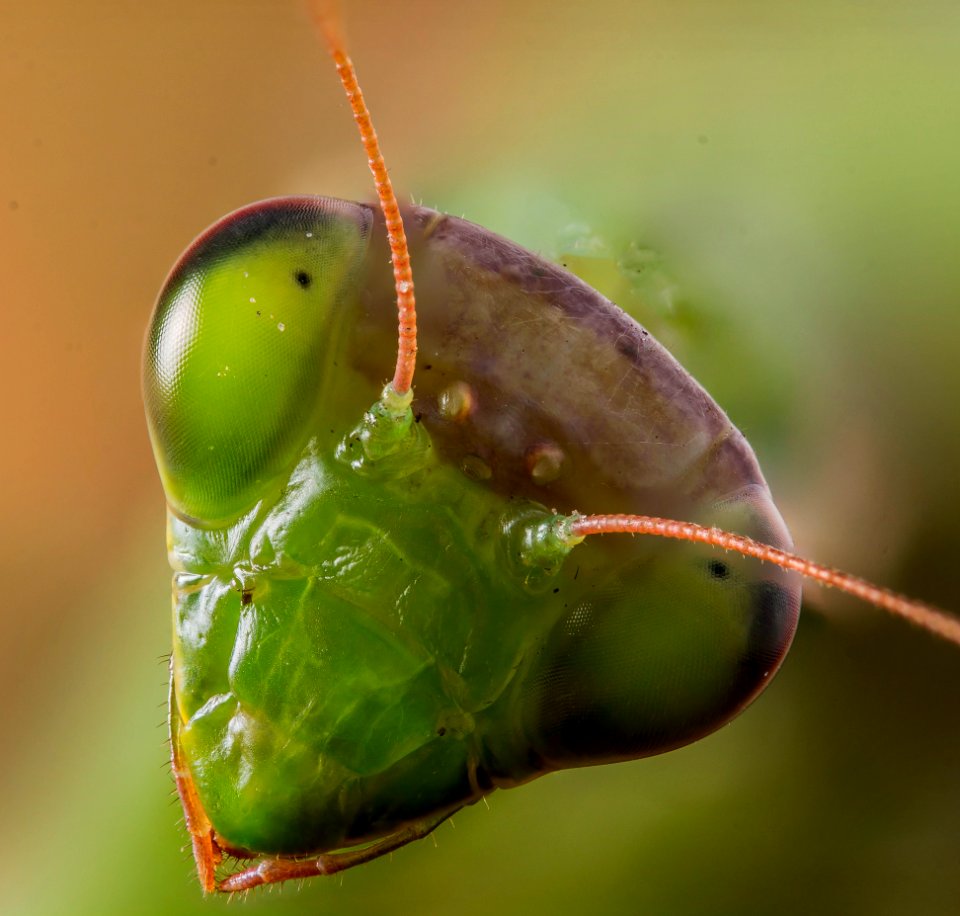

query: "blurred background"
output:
2 1 958 913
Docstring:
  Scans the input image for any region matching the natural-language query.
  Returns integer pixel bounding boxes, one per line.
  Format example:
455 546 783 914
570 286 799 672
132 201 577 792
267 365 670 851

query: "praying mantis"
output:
142 1 960 904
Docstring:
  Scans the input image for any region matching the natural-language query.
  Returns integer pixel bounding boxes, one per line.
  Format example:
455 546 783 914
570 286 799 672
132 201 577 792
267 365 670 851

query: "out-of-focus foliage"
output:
1 2 958 914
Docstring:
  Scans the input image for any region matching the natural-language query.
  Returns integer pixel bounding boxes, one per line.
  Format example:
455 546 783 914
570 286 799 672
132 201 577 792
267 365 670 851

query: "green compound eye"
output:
144 197 372 524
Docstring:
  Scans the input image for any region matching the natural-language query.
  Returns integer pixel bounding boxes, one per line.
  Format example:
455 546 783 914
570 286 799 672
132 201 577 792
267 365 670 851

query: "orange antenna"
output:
556 513 960 647
308 0 417 396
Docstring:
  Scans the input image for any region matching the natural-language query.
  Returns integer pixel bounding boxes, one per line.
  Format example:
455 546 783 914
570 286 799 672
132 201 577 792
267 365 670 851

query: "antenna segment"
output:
559 513 960 647
308 0 418 395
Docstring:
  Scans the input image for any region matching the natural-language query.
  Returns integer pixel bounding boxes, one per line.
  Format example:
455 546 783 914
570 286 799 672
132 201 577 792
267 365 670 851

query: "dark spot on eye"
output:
553 587 560 594
436 726 447 736
424 364 433 371
708 560 730 580
256 310 261 316
294 270 312 289
241 588 253 605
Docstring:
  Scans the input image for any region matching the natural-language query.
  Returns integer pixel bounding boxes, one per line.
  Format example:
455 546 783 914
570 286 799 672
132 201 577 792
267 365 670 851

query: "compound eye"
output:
144 197 371 524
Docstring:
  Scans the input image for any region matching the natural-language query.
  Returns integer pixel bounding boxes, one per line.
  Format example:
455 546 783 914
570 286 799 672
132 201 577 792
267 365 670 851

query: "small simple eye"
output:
294 270 312 289
708 560 730 580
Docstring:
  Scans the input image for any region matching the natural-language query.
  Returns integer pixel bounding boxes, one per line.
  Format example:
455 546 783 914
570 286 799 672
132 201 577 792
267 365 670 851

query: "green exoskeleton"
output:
143 1 960 894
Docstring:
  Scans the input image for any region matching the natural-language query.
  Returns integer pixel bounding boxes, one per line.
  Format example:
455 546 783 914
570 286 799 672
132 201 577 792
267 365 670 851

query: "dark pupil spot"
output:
708 560 730 580
294 270 312 289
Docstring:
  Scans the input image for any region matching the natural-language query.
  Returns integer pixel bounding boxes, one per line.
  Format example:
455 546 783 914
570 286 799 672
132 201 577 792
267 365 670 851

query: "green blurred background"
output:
2 2 958 914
